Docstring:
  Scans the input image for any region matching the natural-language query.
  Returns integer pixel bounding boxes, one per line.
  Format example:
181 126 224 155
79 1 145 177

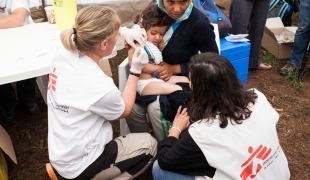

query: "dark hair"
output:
133 3 173 31
187 52 257 128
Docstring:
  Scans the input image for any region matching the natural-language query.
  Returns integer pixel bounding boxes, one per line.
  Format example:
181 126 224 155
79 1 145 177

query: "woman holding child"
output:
126 0 219 141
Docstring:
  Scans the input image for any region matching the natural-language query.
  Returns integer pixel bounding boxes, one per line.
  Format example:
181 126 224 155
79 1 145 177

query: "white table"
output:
0 22 119 104
0 22 61 103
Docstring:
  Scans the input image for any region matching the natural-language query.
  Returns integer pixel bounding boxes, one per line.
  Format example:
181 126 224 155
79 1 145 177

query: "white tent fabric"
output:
29 0 152 7
30 0 152 49
30 0 152 28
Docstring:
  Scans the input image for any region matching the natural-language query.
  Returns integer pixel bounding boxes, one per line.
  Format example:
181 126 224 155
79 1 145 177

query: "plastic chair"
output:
118 58 131 136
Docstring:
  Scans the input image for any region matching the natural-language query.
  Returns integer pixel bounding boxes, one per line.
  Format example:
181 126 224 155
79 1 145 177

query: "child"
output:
127 4 190 97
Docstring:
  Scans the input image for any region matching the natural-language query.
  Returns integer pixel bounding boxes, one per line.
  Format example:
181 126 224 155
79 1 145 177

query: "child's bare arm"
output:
142 63 160 73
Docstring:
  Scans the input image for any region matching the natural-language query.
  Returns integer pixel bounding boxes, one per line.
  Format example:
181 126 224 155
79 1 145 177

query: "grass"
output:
261 51 279 67
17 172 28 180
278 95 287 106
285 70 304 95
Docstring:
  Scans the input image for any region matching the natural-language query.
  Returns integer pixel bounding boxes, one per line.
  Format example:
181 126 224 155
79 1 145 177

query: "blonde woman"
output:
47 5 157 180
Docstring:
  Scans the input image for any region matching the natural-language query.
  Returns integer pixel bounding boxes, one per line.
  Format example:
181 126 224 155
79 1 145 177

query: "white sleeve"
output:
89 87 125 121
11 0 30 12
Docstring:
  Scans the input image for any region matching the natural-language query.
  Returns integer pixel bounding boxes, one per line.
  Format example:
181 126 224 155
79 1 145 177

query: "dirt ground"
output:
1 1 310 180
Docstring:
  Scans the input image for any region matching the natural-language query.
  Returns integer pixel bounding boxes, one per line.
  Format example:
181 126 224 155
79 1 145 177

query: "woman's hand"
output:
172 106 190 132
130 47 148 74
120 27 146 49
168 106 190 139
157 62 174 81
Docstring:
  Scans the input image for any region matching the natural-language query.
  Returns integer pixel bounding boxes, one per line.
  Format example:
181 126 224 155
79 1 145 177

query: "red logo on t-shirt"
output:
240 145 272 180
48 68 57 92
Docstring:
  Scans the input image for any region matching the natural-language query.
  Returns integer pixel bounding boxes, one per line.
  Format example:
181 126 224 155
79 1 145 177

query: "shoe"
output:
21 101 39 114
280 63 298 76
1 108 16 123
257 63 272 70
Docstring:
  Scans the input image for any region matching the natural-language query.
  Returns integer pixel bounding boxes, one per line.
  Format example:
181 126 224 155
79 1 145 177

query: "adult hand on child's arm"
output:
130 47 148 74
168 106 190 139
119 47 148 119
157 62 181 81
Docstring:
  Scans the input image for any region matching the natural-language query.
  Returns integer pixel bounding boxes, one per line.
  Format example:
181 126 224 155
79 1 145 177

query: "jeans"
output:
288 0 310 66
152 160 195 180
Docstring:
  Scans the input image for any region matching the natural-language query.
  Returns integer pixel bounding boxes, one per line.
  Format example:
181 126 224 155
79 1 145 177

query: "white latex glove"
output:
120 26 146 49
130 47 148 74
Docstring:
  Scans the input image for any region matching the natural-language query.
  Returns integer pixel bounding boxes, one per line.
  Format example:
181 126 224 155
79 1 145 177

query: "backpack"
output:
192 0 232 38
268 0 295 26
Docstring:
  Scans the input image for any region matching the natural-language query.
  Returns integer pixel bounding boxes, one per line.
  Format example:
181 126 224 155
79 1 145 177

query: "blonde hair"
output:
60 5 121 56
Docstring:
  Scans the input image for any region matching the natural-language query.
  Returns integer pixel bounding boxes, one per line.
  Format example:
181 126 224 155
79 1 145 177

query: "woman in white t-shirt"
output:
46 5 157 180
153 53 290 180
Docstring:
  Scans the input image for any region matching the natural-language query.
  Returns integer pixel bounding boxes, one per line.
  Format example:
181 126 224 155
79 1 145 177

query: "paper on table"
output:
38 33 62 52
48 34 63 52
10 46 50 70
0 46 50 76
225 34 250 42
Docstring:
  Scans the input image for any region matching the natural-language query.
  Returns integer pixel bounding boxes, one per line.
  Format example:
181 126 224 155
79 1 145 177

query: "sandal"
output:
257 63 272 70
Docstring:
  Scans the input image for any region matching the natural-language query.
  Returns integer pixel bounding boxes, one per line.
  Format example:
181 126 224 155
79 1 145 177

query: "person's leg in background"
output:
0 83 18 122
247 0 271 69
126 103 151 134
16 77 38 114
126 96 171 142
152 160 195 180
280 0 310 76
230 0 271 69
147 96 171 141
230 0 253 38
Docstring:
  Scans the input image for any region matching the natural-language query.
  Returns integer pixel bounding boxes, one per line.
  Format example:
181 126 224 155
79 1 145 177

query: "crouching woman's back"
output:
153 53 290 180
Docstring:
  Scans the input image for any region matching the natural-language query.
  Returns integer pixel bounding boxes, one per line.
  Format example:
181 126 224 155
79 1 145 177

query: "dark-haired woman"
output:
152 53 290 180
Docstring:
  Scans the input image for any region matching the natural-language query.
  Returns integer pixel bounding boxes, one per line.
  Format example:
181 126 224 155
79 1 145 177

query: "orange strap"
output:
46 163 58 180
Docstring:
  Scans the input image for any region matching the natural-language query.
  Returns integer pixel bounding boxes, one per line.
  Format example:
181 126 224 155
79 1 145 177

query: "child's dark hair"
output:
133 3 173 31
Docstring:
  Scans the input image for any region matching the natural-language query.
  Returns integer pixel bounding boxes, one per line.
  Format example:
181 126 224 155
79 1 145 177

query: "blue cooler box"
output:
220 38 251 84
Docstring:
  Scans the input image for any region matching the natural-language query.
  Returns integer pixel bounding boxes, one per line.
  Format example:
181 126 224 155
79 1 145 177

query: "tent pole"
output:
42 0 47 22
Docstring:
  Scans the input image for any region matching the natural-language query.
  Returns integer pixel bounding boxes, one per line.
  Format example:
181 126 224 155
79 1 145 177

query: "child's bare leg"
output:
141 82 182 96
166 76 189 84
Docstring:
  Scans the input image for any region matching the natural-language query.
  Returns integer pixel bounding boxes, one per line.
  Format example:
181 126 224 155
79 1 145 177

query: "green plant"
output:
261 51 279 67
278 95 287 106
285 70 304 95
17 172 29 180
120 55 127 62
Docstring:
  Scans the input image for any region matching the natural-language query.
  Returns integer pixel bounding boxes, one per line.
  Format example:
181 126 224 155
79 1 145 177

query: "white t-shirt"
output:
47 48 125 178
0 0 33 25
189 89 290 180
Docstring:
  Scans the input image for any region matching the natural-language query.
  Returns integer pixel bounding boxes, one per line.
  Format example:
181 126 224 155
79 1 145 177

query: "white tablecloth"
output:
0 22 61 84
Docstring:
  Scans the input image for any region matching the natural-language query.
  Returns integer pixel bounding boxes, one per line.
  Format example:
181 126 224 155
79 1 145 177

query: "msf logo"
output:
48 68 58 92
240 145 272 180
